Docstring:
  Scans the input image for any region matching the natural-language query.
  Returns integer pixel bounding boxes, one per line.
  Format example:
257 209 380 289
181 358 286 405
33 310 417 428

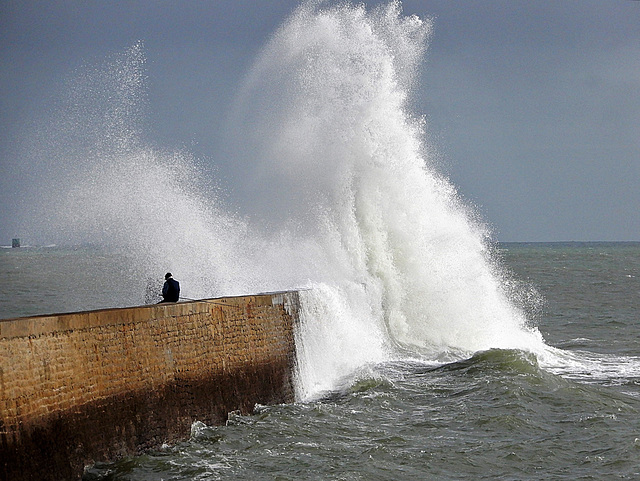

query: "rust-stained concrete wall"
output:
0 292 300 481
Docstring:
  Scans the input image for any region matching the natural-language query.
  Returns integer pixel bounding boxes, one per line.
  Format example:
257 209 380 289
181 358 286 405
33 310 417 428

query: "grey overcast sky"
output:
1 0 639 242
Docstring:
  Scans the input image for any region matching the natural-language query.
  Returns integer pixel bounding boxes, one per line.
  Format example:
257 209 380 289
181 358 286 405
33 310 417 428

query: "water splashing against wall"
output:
17 3 544 401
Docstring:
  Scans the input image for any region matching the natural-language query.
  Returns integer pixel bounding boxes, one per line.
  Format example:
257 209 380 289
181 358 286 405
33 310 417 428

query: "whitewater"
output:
13 0 638 407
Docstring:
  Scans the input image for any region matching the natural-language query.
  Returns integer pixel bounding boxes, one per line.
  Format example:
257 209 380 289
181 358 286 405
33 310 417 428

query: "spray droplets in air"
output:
20 1 545 400
226 1 545 397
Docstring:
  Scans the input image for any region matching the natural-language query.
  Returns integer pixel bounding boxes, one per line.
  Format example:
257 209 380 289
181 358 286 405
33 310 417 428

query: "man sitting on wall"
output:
160 272 180 303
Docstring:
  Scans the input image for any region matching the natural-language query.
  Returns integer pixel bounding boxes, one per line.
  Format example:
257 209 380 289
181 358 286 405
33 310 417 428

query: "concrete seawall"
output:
0 292 300 480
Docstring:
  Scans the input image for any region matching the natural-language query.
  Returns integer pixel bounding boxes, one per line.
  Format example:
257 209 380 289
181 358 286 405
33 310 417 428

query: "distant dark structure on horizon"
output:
11 238 20 248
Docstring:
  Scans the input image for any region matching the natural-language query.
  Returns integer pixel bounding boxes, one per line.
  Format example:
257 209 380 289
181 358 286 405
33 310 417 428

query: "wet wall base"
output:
0 292 300 481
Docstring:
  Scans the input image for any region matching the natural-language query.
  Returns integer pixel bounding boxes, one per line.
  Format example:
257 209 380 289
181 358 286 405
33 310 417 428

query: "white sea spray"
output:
19 2 548 401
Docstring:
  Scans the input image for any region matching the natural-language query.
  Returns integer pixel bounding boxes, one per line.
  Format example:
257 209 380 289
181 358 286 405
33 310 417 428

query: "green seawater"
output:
3 243 640 480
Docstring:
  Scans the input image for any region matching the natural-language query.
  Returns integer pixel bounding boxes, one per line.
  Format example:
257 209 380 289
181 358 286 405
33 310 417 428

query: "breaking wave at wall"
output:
17 2 546 401
228 2 545 398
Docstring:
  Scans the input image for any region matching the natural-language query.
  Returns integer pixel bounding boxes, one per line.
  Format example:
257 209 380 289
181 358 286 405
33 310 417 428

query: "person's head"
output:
165 272 172 280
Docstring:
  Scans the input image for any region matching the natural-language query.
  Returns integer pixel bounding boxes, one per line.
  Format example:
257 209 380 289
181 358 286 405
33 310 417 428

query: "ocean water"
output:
4 1 640 479
3 242 640 480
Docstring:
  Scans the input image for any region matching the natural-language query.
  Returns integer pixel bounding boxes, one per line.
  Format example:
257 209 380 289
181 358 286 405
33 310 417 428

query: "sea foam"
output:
19 2 545 401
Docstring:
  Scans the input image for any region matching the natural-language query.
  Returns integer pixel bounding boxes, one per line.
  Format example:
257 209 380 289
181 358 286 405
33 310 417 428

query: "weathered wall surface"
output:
0 292 300 481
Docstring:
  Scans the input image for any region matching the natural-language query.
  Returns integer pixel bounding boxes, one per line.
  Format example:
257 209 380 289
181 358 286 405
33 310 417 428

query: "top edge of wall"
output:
0 290 301 339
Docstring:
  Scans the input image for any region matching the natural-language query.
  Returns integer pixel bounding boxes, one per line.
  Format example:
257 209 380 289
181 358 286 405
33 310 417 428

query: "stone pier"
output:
0 292 300 480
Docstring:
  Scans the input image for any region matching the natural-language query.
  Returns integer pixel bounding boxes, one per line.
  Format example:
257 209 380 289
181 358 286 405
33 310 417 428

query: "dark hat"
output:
165 272 172 279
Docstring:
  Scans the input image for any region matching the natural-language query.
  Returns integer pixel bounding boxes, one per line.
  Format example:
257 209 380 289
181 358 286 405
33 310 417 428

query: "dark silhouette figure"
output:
160 272 180 303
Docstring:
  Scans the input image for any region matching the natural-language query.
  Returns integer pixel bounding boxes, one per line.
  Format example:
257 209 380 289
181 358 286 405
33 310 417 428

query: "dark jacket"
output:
162 278 180 302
